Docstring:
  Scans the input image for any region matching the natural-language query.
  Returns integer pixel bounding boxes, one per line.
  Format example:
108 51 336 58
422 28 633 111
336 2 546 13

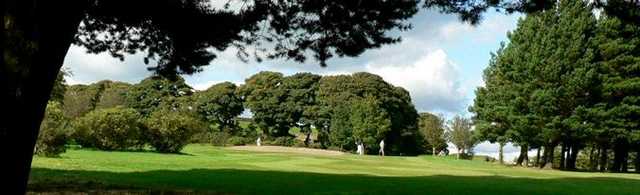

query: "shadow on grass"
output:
29 168 640 194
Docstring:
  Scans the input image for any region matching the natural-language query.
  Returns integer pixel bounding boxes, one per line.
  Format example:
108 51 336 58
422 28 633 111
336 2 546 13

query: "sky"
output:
62 8 524 162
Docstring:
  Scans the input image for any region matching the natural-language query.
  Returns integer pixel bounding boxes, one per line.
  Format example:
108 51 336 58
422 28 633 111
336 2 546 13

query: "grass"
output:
29 144 640 194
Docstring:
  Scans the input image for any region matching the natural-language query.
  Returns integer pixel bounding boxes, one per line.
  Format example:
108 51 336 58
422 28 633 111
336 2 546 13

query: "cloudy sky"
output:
62 8 525 161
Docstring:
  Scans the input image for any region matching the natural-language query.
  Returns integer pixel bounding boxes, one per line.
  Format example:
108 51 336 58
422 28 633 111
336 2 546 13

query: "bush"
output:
35 102 69 157
73 107 144 150
228 136 249 146
145 110 206 153
209 131 230 146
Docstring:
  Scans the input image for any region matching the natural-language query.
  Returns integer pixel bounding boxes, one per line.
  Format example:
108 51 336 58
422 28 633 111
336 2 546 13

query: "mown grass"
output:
29 144 640 194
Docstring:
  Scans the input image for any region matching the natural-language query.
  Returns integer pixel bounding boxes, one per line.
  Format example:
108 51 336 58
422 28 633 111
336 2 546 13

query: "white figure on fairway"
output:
356 142 365 155
256 137 262 146
379 140 385 156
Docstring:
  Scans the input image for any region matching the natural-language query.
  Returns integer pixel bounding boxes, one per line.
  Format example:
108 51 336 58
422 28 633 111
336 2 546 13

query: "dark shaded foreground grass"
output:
29 167 640 194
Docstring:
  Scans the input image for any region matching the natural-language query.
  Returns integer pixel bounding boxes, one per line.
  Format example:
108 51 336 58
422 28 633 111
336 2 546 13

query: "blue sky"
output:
62 8 524 161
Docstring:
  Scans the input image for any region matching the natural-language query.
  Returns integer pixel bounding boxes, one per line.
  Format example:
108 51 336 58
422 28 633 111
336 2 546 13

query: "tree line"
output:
472 0 640 172
40 71 476 157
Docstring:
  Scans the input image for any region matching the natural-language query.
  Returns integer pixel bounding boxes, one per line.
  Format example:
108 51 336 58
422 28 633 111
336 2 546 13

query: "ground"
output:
29 145 640 194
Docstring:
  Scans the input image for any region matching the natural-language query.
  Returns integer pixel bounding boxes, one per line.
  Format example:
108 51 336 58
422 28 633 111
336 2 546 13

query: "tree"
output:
145 109 206 153
448 115 475 159
35 102 69 157
195 82 244 134
318 72 421 155
125 76 193 116
94 81 132 109
239 71 291 137
281 73 322 145
72 107 145 150
50 70 69 104
419 112 447 155
329 104 355 151
62 80 130 119
590 15 640 172
350 96 392 154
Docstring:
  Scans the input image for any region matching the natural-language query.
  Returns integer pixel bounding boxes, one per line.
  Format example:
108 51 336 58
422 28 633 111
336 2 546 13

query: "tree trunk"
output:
612 141 629 172
540 145 554 169
516 144 529 166
589 146 598 171
566 145 579 170
432 147 436 156
535 148 541 167
599 147 608 172
635 150 640 173
1 1 86 193
498 142 504 164
559 144 567 170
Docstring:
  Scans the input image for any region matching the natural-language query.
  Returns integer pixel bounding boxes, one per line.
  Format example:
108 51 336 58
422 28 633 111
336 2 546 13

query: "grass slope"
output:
29 144 640 194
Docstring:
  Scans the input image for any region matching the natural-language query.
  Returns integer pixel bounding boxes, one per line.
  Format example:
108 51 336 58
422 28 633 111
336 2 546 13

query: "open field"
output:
29 144 640 194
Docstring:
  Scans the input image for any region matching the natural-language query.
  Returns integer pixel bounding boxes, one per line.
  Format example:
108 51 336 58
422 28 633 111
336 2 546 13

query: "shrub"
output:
209 131 230 146
35 102 69 157
145 110 206 153
190 130 214 144
73 107 144 150
228 136 248 146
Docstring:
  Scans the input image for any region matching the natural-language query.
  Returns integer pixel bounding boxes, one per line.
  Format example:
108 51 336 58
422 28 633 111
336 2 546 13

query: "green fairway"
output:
29 144 640 194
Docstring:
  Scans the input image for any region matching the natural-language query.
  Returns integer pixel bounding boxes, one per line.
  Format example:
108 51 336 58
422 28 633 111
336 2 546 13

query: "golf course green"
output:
28 144 640 194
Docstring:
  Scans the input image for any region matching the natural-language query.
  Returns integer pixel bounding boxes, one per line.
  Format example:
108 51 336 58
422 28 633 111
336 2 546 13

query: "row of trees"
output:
45 71 467 156
239 71 429 155
472 0 640 172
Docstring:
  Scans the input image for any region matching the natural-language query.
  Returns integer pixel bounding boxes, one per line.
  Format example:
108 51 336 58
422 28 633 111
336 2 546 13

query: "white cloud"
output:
62 46 151 85
365 49 465 113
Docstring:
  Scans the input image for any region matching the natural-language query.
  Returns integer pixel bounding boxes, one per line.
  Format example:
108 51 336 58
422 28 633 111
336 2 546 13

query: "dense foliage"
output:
73 107 145 150
472 0 640 172
124 76 193 116
419 112 447 155
145 109 206 153
448 115 475 159
318 73 423 155
195 82 244 133
35 102 69 157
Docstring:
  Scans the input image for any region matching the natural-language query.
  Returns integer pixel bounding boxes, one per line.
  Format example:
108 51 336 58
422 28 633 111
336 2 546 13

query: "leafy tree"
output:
95 81 132 109
195 82 244 133
239 71 291 137
73 107 144 150
281 73 322 145
125 76 193 116
419 112 447 155
62 84 102 119
50 70 69 104
35 102 69 157
590 15 640 172
145 109 206 153
318 72 421 155
350 96 392 154
329 104 355 151
448 115 475 159
62 80 131 118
